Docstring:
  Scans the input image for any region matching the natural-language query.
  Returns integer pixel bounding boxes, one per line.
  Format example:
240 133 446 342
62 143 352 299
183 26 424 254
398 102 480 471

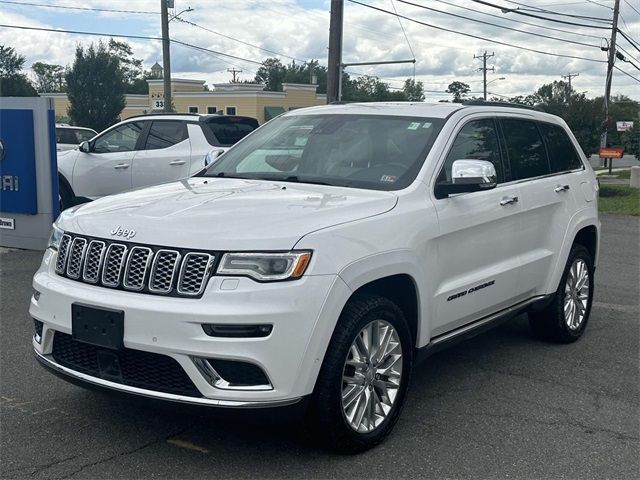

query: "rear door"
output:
71 122 143 198
498 118 578 299
431 117 525 336
131 120 191 189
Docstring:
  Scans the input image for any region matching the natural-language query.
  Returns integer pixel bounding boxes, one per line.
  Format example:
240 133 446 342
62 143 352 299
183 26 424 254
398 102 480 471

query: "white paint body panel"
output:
32 102 600 405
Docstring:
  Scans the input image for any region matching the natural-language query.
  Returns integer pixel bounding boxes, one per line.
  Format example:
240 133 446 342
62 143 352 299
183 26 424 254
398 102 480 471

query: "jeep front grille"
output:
54 233 217 298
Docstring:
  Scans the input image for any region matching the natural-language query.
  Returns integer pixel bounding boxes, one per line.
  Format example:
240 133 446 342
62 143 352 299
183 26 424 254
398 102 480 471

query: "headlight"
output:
217 251 312 281
47 224 64 251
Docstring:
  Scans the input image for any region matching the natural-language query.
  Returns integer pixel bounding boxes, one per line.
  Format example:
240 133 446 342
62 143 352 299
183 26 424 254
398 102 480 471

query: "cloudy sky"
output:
1 0 638 100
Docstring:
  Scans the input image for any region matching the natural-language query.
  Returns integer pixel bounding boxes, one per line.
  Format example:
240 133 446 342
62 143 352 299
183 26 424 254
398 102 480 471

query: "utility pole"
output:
160 0 172 112
561 72 579 91
602 0 620 173
308 60 318 84
227 68 242 83
327 0 344 103
474 51 495 101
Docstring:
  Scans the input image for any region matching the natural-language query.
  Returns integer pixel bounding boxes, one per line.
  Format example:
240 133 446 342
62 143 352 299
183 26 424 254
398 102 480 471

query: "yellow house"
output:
43 79 326 127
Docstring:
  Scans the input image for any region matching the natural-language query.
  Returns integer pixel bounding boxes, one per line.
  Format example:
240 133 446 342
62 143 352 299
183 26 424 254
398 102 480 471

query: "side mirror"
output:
435 159 497 198
79 141 91 153
203 149 225 167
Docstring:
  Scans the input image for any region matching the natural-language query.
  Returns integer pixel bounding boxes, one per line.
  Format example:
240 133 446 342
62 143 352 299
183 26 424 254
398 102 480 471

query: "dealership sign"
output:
0 109 37 214
616 121 634 132
599 147 624 159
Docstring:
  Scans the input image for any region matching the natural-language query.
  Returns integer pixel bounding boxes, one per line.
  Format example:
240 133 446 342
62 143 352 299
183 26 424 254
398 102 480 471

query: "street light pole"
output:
160 0 172 112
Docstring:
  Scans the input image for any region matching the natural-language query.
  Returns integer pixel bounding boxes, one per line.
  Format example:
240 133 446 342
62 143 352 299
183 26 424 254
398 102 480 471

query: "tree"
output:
0 45 38 96
446 81 470 103
65 41 126 131
403 78 425 101
32 62 65 92
108 38 148 94
255 58 328 93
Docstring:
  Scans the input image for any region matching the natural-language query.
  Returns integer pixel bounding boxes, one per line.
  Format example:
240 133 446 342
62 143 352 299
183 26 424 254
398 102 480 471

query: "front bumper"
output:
31 249 352 406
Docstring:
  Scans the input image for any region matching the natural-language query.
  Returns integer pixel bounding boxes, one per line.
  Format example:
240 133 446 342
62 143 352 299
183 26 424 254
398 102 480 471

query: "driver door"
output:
72 121 144 199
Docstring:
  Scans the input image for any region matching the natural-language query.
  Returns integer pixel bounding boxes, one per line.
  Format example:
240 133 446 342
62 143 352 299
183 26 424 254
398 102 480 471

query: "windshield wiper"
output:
277 175 331 186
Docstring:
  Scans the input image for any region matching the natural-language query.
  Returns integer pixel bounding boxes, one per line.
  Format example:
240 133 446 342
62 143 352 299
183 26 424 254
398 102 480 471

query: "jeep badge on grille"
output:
110 225 136 239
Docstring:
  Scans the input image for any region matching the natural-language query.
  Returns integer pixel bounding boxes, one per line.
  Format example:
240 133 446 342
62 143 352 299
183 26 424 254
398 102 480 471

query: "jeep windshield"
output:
202 114 445 191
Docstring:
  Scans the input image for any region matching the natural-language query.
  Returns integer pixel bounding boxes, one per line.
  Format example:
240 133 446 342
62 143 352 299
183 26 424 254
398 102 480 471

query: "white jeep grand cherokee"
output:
31 102 600 452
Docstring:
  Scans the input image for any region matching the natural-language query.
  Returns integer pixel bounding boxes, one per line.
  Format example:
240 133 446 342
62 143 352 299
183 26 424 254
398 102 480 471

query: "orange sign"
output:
599 147 624 159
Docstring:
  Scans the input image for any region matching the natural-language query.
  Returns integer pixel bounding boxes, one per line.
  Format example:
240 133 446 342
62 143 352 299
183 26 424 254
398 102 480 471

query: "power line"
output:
0 23 265 67
615 65 640 82
469 0 613 29
623 0 640 16
172 16 306 64
429 0 604 40
389 0 416 60
346 0 607 63
0 0 155 14
500 0 613 21
584 0 614 10
617 29 640 53
396 0 602 48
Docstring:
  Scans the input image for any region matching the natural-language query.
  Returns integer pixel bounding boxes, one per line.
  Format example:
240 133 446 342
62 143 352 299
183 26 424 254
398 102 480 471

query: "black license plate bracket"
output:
72 303 124 350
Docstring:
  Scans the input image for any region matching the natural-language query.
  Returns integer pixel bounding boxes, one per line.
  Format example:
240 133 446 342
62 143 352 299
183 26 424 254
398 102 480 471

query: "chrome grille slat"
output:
55 234 72 274
177 253 214 296
123 247 153 291
54 233 215 298
149 250 180 293
82 240 106 283
66 238 87 279
101 243 128 287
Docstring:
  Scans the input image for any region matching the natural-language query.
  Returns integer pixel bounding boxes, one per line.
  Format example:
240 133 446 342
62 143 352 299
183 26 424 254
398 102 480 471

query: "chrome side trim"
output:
430 295 546 347
34 350 301 409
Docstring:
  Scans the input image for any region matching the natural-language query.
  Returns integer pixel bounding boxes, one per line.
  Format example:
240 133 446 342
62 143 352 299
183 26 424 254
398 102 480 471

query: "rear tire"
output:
529 244 594 343
310 294 413 453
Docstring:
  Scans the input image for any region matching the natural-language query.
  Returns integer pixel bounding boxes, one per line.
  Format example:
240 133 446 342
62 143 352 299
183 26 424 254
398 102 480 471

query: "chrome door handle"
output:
113 163 129 170
554 184 570 193
169 160 186 166
500 195 519 206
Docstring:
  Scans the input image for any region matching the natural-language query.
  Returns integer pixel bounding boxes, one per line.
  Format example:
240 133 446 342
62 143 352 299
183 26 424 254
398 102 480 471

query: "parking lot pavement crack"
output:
434 408 640 442
2 453 83 477
57 424 196 480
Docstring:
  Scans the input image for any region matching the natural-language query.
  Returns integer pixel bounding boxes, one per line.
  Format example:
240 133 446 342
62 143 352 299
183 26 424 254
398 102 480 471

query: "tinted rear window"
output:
539 122 583 173
201 117 259 147
501 119 550 180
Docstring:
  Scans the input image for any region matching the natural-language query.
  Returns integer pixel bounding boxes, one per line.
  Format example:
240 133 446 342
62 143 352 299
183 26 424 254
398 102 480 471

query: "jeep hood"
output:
61 177 397 250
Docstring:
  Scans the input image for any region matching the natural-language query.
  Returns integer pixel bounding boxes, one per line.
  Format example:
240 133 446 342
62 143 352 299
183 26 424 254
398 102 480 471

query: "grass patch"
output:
599 185 640 216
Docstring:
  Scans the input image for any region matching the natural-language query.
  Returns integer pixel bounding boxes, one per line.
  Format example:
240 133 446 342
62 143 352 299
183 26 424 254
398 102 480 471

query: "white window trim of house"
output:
206 106 218 114
225 106 237 115
188 106 199 113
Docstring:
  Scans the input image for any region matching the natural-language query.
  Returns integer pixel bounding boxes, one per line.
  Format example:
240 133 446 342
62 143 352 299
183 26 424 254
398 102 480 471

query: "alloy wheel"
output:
564 258 590 330
341 319 403 433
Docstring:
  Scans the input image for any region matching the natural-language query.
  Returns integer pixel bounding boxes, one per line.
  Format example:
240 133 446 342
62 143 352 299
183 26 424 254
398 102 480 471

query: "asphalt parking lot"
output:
1 214 638 479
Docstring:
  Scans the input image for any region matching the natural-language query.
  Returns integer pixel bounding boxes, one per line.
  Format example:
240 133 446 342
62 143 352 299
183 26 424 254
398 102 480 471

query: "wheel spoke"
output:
341 318 403 433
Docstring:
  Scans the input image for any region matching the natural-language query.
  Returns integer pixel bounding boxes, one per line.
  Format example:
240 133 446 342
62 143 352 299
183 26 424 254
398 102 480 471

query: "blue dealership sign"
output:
0 109 38 214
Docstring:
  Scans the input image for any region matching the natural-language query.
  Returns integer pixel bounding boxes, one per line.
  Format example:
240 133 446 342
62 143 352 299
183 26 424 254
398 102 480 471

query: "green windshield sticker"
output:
408 122 421 130
422 122 432 129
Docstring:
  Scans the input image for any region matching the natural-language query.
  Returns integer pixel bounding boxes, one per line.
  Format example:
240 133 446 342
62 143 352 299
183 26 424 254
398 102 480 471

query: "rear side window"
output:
201 117 259 147
144 121 187 150
439 118 504 183
56 128 77 145
539 123 583 173
74 129 95 143
501 119 550 180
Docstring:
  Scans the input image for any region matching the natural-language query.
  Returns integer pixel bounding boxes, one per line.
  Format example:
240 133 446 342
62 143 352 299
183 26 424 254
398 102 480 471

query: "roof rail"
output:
461 100 540 111
123 112 202 121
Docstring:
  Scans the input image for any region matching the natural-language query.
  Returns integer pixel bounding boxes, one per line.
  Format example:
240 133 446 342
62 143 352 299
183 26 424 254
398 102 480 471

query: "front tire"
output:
529 244 594 343
59 180 74 212
310 294 413 453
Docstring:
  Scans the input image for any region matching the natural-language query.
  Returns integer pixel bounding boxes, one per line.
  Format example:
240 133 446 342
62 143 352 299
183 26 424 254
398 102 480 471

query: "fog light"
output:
33 290 41 301
33 319 43 344
202 324 273 338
